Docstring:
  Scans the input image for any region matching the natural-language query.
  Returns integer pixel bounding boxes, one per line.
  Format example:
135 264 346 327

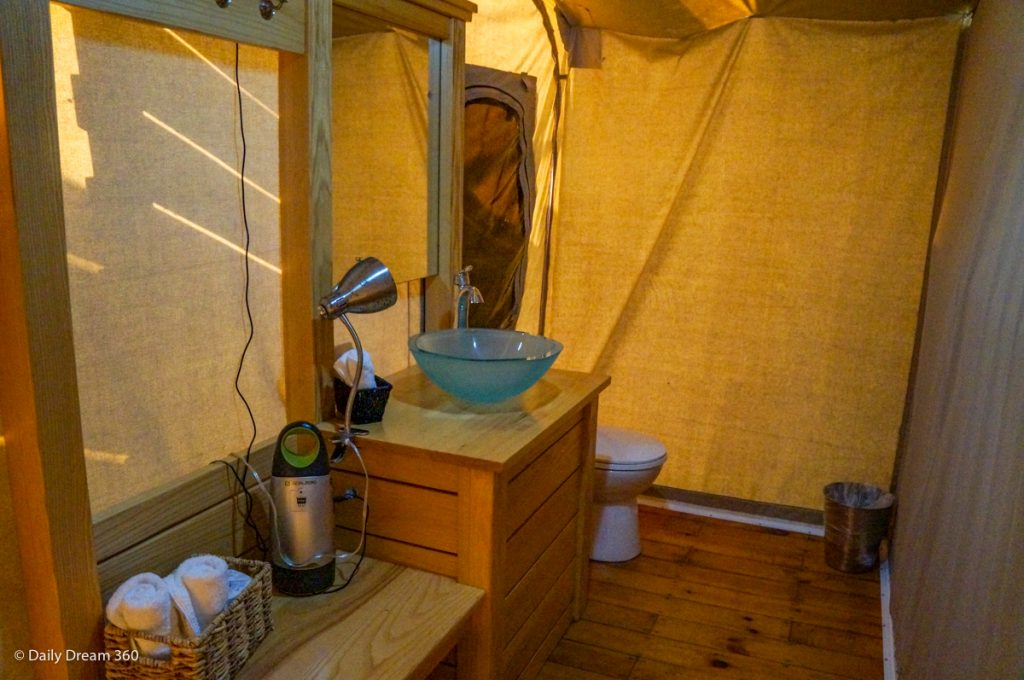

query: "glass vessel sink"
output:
408 329 563 403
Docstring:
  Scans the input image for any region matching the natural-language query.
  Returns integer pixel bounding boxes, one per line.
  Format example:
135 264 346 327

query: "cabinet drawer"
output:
333 527 458 578
503 515 577 647
505 419 585 539
504 469 580 593
332 470 458 553
333 441 460 493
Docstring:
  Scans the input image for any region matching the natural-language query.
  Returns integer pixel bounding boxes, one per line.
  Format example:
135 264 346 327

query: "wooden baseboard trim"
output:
880 559 897 679
639 493 825 537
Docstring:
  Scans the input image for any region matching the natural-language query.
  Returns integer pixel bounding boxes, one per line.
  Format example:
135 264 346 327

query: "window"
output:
52 5 285 513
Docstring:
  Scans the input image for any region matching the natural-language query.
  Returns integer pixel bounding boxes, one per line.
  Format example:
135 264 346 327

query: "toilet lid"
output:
595 425 668 471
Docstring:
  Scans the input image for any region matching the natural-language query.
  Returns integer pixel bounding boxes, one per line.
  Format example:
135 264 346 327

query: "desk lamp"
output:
317 257 397 454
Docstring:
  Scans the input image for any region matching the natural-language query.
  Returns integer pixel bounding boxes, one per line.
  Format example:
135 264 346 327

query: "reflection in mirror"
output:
463 67 537 329
331 8 430 285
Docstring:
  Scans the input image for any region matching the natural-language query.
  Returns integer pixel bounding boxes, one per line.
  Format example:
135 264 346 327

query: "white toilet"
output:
590 425 668 562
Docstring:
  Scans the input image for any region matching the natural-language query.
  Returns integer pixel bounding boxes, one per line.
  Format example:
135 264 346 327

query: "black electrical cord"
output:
232 41 257 461
215 459 268 556
225 41 268 558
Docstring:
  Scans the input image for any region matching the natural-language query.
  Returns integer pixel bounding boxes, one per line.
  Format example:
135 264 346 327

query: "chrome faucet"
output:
453 265 483 328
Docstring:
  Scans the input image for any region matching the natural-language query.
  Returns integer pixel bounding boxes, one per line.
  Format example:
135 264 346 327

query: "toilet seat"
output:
595 425 668 471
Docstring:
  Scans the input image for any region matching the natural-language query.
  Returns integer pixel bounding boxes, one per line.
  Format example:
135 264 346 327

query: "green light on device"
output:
279 424 321 469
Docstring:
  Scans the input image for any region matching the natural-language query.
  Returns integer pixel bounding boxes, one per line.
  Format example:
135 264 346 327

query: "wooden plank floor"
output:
539 506 883 680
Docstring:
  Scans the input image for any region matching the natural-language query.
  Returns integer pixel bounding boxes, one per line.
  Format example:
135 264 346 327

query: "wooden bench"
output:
235 558 482 679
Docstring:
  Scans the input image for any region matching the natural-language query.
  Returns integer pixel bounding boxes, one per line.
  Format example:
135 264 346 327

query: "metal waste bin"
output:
823 482 894 573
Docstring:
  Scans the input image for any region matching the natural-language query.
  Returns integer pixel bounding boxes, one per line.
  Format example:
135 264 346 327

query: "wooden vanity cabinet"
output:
329 367 609 680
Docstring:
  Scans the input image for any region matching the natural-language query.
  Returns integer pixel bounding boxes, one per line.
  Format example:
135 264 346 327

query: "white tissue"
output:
334 349 376 390
105 573 173 659
174 555 229 634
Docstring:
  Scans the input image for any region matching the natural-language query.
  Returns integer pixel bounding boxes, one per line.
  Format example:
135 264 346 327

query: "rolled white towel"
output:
333 349 376 390
175 555 229 634
163 572 202 638
105 573 173 659
165 562 251 638
227 569 252 602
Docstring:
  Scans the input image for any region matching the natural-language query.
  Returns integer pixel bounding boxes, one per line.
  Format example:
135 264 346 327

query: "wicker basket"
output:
104 557 273 680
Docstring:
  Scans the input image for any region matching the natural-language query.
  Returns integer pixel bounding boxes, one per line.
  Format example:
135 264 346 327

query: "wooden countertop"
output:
236 558 482 680
327 367 609 472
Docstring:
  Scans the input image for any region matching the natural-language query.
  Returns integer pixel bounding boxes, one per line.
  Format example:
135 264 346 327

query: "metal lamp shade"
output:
318 257 398 319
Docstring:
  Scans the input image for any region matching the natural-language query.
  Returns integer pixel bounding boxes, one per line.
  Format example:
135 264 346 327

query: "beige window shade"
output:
550 17 962 508
52 5 284 513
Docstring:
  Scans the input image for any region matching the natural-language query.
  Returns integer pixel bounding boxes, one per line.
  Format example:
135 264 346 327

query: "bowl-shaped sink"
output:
409 329 563 403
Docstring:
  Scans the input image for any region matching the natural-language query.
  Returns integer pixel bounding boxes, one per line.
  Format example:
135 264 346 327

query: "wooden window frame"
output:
0 0 471 672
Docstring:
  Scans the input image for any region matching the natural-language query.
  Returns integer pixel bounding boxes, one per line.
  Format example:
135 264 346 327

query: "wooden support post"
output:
0 3 103 677
280 0 334 421
424 18 466 331
58 0 306 53
456 466 502 679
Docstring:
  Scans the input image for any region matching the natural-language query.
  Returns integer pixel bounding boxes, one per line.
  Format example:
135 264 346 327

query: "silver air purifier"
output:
271 421 335 595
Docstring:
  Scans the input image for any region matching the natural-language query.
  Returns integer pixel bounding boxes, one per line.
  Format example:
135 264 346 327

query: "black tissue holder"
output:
333 376 392 424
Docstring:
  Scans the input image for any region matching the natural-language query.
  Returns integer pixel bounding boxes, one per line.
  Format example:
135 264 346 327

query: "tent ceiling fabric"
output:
555 0 975 38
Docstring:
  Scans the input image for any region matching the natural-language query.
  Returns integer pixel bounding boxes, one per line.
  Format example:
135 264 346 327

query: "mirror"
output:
331 7 431 284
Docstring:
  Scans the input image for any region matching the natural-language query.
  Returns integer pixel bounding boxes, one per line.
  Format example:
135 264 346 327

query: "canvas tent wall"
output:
48 7 433 512
890 0 1024 676
331 27 429 380
551 19 962 510
50 6 285 513
470 1 967 510
470 2 1023 676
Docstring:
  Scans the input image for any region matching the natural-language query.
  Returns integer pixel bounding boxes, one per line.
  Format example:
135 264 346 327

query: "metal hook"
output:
258 0 286 19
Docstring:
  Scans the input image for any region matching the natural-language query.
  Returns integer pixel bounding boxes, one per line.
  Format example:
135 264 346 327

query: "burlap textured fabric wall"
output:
52 5 284 513
550 17 961 508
